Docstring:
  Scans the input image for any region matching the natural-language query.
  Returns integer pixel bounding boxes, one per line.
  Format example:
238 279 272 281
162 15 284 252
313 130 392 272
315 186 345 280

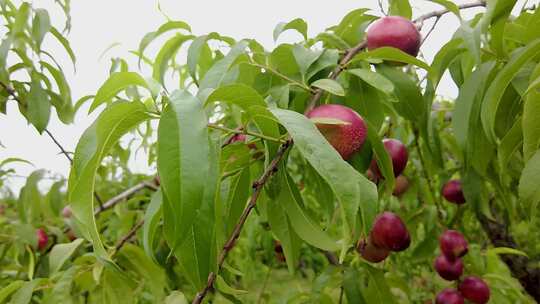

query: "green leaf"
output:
224 167 250 235
388 0 412 19
157 90 218 288
429 38 465 88
498 117 522 174
164 291 188 304
519 150 540 220
31 9 51 49
350 47 431 71
266 192 301 273
377 66 425 123
9 279 42 304
488 247 528 257
453 62 495 152
68 101 150 260
311 79 345 96
360 263 397 304
292 44 322 76
273 18 308 41
138 20 192 65
199 41 248 91
153 34 193 84
40 61 73 123
49 238 84 274
50 27 76 70
348 68 394 95
271 109 378 257
206 84 280 156
118 244 166 300
187 33 230 84
366 122 395 193
279 170 339 251
27 76 51 133
482 38 540 142
216 275 248 296
143 190 162 263
90 72 150 112
343 268 367 304
0 157 33 168
0 281 24 303
42 267 78 304
523 62 540 161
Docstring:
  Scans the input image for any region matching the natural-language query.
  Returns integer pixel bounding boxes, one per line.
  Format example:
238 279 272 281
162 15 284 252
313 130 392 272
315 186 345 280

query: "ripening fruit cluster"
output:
434 230 490 304
357 212 411 263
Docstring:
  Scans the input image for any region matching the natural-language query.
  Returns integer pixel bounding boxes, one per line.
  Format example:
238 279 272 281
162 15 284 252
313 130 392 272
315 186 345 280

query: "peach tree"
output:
0 0 540 303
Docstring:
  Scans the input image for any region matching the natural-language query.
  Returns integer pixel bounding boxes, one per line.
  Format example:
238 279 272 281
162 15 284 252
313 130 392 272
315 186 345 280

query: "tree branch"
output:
305 0 487 112
477 203 540 302
94 179 157 215
112 219 145 255
192 140 293 304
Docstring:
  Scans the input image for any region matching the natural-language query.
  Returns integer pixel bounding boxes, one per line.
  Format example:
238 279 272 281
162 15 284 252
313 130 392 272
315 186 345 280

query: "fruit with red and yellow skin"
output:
370 139 409 178
366 16 421 57
370 212 410 252
434 254 463 281
36 228 48 251
439 230 468 260
306 104 367 160
392 175 409 197
356 237 390 263
459 276 490 304
435 288 464 304
441 179 466 204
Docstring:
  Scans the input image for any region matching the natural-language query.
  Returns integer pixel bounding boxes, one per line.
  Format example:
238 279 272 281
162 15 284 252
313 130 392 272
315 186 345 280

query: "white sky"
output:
0 0 530 192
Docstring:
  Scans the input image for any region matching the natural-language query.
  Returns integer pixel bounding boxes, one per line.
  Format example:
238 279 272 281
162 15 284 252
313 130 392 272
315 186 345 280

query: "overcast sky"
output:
0 0 530 192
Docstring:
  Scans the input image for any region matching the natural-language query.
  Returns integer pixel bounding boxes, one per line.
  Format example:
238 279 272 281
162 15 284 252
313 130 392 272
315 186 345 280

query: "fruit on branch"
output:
441 179 466 204
274 240 285 263
0 204 5 215
36 228 48 251
392 175 409 196
434 254 463 281
439 230 468 260
435 288 465 304
306 104 367 160
459 276 490 304
366 16 421 57
370 212 410 252
227 132 257 149
357 237 390 263
62 206 72 218
154 175 160 186
371 138 409 178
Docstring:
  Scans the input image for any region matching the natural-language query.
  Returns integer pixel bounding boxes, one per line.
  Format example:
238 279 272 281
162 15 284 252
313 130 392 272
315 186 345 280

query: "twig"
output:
305 0 488 112
414 1 486 28
192 140 292 304
208 123 287 144
94 180 157 215
420 16 441 46
112 219 145 254
43 129 73 164
248 62 314 92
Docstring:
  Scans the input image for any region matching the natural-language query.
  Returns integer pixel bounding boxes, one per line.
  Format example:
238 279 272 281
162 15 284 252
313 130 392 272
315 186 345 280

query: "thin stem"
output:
249 62 313 92
94 179 157 215
111 219 145 255
420 16 441 46
192 140 292 304
208 123 287 144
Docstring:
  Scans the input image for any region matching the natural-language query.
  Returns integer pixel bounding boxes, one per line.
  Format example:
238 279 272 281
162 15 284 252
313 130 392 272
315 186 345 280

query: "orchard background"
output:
1 0 540 303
